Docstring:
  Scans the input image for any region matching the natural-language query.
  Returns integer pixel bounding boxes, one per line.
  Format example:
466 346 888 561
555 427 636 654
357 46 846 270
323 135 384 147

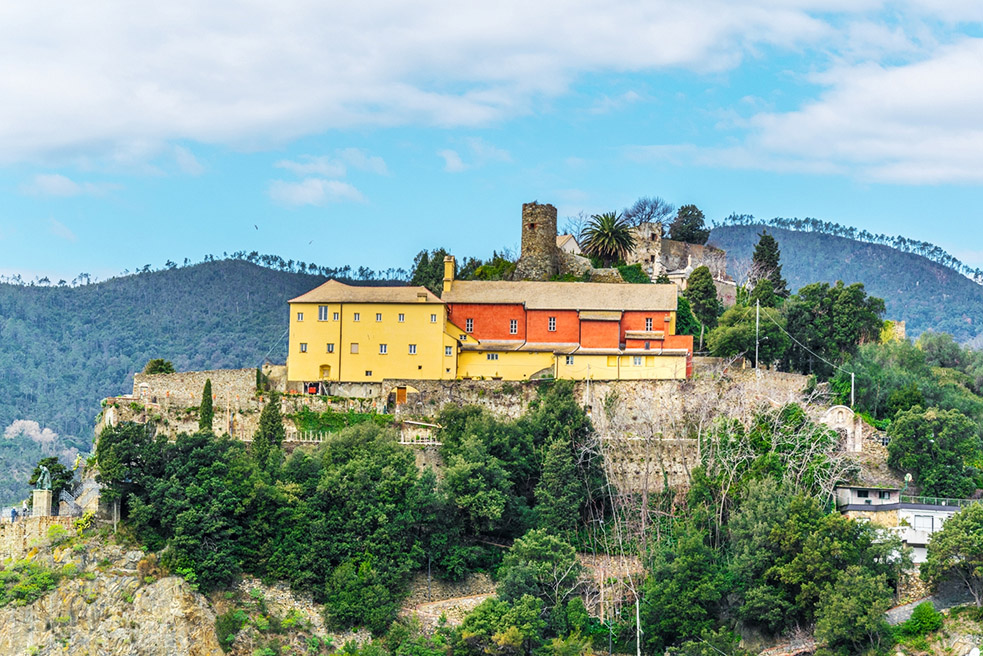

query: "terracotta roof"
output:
289 279 443 305
625 330 666 340
443 280 677 311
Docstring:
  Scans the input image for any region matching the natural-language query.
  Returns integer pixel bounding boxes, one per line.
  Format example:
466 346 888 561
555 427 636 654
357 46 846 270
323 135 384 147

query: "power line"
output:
260 327 290 366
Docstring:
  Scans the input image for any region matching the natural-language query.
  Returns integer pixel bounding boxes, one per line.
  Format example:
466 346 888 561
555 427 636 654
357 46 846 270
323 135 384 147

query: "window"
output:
510 319 518 334
856 489 869 498
548 317 556 331
466 318 474 332
445 346 453 356
879 491 891 500
297 312 304 322
365 370 372 377
914 515 933 531
644 341 651 350
379 344 388 354
565 355 574 365
487 353 499 360
409 344 417 354
333 312 340 321
326 343 335 353
350 343 359 354
353 313 360 322
300 343 308 353
633 356 642 366
460 334 467 341
318 306 329 321
376 313 383 322
645 317 653 331
398 313 405 322
430 314 437 323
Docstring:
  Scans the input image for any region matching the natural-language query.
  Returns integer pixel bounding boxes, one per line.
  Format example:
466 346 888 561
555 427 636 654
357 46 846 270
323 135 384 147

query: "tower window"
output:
548 317 556 332
645 318 653 331
466 318 474 332
510 319 518 335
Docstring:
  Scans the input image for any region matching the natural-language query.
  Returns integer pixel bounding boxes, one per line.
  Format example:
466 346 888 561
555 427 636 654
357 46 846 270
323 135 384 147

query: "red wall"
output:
526 309 579 343
621 310 671 341
581 321 620 348
447 303 526 341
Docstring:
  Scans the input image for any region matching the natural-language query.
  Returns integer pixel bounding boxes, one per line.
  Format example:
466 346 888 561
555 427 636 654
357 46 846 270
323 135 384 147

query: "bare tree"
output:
561 212 590 240
622 196 675 229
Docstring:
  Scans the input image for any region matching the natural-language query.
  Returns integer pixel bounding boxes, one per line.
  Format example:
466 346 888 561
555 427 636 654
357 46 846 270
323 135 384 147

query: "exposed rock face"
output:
0 532 223 656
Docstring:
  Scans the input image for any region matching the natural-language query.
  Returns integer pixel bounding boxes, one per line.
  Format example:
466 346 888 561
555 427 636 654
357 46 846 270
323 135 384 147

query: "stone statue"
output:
36 464 51 491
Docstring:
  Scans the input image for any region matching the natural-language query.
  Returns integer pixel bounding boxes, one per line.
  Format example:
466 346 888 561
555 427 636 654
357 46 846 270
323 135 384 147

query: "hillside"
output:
0 260 329 503
709 224 983 343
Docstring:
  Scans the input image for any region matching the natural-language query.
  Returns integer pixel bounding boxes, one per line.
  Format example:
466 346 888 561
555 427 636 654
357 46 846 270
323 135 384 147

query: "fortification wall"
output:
132 368 260 408
0 516 75 562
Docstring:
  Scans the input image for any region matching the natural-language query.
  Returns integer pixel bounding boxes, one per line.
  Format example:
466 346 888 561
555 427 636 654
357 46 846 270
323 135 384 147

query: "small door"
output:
319 365 331 380
396 386 407 405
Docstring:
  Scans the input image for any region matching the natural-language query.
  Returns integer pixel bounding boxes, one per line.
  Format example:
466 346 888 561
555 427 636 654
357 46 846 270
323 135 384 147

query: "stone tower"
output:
513 202 559 281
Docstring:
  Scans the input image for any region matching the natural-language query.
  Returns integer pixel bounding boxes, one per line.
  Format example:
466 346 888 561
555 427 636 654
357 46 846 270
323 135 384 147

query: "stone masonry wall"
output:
0 516 75 562
513 202 559 281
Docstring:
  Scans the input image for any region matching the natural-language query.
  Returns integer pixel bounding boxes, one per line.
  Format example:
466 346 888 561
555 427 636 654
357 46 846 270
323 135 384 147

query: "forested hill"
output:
0 260 329 503
709 224 983 343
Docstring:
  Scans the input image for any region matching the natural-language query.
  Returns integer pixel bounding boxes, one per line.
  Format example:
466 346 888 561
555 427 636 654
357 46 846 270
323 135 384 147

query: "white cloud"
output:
0 1 908 165
173 145 204 175
275 156 347 177
48 218 77 241
589 90 642 115
438 149 467 173
268 178 364 206
21 173 116 197
438 138 511 172
4 419 57 445
337 148 389 175
630 38 983 184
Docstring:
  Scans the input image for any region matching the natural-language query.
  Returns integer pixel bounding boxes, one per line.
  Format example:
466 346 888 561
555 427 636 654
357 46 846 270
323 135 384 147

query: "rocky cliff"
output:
0 523 223 656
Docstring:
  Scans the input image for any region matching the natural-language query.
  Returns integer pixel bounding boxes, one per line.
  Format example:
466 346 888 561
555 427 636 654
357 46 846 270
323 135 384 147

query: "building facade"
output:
286 280 464 384
286 260 694 386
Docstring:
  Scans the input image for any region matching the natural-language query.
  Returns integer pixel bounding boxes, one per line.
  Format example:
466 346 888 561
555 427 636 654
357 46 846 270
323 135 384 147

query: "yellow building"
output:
286 280 464 384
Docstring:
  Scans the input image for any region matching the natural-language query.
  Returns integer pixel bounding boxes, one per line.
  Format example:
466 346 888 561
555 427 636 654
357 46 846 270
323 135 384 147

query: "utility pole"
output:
755 299 760 376
851 371 855 408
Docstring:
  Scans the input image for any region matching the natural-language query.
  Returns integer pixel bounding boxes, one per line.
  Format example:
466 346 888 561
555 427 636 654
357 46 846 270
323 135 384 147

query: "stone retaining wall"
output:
0 516 75 562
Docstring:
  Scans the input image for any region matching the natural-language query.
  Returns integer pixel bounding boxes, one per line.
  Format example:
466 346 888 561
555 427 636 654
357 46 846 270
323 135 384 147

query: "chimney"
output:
443 255 456 294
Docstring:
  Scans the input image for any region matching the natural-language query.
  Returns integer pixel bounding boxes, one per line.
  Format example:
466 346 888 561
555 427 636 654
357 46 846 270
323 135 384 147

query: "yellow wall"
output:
287 302 451 383
457 350 554 380
556 354 688 380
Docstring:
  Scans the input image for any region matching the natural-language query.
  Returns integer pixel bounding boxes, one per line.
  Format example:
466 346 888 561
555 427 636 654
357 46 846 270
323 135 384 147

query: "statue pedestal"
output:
33 489 52 517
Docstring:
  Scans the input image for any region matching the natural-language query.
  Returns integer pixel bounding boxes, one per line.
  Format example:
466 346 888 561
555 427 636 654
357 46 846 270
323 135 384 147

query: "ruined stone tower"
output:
513 202 559 281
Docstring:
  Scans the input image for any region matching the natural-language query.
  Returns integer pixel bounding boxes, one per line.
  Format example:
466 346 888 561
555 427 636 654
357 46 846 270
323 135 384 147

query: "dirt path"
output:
401 593 496 629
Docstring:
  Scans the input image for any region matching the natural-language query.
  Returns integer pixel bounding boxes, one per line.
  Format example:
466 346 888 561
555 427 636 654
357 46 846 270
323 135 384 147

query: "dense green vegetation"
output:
709 224 983 342
90 380 922 654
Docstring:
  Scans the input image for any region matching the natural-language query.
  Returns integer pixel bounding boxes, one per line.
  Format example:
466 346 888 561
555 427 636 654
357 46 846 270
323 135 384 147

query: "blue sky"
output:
2 1 983 282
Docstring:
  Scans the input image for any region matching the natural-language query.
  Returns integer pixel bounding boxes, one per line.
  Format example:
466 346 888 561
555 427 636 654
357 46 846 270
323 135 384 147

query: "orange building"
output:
441 257 692 380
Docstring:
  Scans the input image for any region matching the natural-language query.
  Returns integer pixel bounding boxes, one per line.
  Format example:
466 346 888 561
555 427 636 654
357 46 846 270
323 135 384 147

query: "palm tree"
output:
581 212 636 267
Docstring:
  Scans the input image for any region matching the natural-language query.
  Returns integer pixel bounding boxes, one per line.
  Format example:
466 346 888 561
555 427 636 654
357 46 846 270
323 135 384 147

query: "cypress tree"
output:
684 265 722 349
252 394 285 466
535 439 582 537
199 379 214 432
669 205 710 244
752 231 789 298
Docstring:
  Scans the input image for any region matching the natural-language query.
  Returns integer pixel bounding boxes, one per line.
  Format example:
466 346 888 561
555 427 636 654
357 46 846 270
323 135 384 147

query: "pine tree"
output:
198 379 214 432
252 394 285 466
535 439 581 536
684 265 722 349
752 231 789 298
668 205 710 244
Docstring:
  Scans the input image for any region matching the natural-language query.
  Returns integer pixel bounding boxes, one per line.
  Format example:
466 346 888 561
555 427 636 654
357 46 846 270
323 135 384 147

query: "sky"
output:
2 1 983 282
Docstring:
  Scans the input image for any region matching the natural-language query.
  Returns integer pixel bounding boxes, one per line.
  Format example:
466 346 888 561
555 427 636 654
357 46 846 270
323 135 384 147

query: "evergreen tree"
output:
198 379 214 432
669 205 710 244
534 439 581 536
748 278 779 308
751 231 788 298
252 394 285 466
684 266 722 349
409 248 450 295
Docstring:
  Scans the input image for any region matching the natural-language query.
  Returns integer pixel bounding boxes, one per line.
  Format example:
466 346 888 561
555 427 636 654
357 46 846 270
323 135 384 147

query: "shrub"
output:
46 524 70 546
896 601 943 638
216 609 248 651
